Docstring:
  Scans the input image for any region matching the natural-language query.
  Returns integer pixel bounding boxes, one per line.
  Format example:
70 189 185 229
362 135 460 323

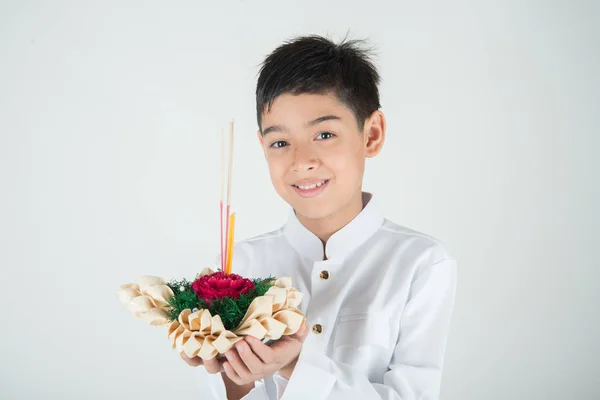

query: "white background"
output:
1 1 598 399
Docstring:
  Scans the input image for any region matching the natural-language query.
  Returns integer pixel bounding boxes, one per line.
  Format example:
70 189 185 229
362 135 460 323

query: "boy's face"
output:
258 92 385 222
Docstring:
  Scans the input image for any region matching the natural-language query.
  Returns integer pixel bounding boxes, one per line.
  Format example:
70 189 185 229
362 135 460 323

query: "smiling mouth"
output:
292 180 330 190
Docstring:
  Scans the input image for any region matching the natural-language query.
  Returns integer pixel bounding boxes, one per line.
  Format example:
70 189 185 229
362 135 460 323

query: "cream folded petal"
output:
118 276 174 323
118 284 141 304
127 295 157 317
212 330 244 354
286 288 303 309
199 309 212 333
138 276 169 293
178 309 192 330
175 328 193 352
188 310 202 331
272 308 304 335
169 323 185 349
259 316 287 340
236 295 274 331
167 320 180 335
198 336 219 360
210 315 226 336
196 268 214 279
182 332 205 358
273 277 292 288
144 285 174 308
265 286 288 312
234 318 269 339
140 307 170 326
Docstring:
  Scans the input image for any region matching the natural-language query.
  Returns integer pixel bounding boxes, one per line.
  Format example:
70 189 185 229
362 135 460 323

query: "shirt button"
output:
319 270 330 280
312 324 323 334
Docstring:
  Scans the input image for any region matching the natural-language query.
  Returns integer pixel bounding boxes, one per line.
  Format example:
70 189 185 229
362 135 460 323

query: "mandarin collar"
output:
283 192 384 262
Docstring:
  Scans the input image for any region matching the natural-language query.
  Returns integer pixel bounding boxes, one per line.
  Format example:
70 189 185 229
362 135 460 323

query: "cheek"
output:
327 146 364 180
266 157 287 185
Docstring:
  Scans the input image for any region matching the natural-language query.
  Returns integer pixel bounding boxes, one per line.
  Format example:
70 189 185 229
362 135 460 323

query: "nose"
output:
292 143 319 172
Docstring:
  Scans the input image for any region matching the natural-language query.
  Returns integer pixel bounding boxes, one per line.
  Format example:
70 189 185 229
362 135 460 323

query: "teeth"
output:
296 180 326 190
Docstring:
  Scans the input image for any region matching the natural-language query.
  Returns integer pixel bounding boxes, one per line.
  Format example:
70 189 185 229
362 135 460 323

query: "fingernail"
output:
236 343 244 353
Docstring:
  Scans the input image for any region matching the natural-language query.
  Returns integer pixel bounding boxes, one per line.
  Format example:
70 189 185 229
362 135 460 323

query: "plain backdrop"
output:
1 1 598 399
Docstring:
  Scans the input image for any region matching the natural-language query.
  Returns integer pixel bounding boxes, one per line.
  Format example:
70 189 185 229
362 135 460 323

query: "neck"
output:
296 191 365 246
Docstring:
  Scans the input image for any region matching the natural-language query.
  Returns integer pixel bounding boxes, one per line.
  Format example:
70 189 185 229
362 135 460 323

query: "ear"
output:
363 110 386 158
257 130 267 158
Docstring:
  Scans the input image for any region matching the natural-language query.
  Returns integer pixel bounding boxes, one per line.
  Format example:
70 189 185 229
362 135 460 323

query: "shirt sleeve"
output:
280 257 457 400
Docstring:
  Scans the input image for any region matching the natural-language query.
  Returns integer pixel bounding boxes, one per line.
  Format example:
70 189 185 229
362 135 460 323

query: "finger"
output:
293 320 310 342
284 320 308 344
180 352 203 367
235 340 265 375
203 356 221 374
245 336 276 364
224 348 253 382
222 360 243 385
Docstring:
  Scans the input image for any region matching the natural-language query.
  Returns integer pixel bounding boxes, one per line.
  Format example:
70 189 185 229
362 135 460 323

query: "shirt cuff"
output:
280 353 336 400
273 371 289 399
240 380 270 399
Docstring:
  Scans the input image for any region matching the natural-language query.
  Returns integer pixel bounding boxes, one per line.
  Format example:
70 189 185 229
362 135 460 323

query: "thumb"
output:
293 320 310 342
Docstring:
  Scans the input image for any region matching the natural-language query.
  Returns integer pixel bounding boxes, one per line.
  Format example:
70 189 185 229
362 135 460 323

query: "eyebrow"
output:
261 114 341 136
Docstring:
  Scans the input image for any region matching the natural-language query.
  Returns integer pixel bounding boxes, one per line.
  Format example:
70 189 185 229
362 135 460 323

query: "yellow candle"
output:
225 213 236 275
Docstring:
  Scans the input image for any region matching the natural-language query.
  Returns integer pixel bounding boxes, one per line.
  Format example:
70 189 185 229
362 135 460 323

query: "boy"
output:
182 35 457 400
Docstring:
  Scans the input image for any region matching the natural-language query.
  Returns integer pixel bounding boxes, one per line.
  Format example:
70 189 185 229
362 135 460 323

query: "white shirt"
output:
197 193 457 399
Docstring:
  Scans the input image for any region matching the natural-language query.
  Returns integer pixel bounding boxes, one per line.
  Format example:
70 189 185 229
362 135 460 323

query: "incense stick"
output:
227 121 234 206
220 129 225 271
225 212 236 275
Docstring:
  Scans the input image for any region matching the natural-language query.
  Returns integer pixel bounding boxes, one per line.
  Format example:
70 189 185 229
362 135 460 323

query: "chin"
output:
287 198 337 221
294 206 332 221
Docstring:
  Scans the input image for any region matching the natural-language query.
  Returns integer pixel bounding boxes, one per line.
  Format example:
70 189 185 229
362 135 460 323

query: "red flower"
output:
191 272 255 305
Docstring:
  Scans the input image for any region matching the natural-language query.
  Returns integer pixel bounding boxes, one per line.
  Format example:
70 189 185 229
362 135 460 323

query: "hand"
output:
222 320 309 386
180 352 254 400
180 352 223 374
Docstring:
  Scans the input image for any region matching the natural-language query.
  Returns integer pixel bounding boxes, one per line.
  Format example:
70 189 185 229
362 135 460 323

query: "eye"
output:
269 140 288 148
316 132 335 140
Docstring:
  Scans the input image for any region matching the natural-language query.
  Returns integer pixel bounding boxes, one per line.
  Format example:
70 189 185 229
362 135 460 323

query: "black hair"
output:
256 35 381 131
